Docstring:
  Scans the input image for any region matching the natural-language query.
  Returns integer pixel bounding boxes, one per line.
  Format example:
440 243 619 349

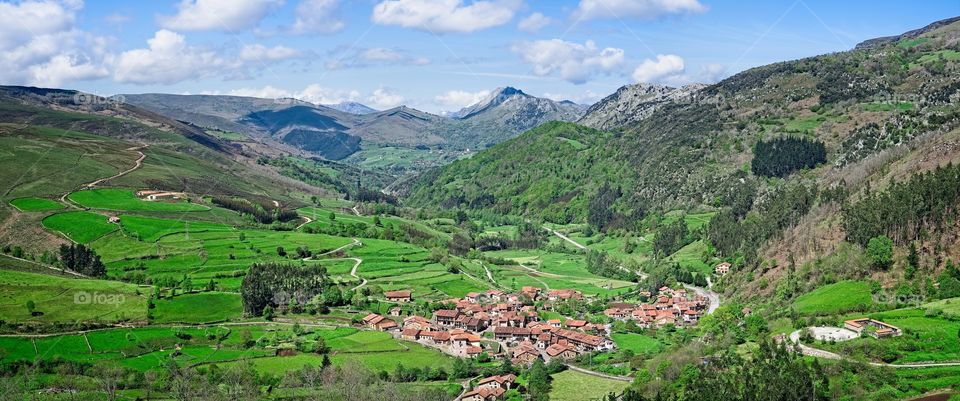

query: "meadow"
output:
793 280 873 315
611 333 663 355
150 292 242 324
548 369 630 401
41 210 117 243
68 188 209 212
9 197 64 212
0 270 147 323
820 308 960 364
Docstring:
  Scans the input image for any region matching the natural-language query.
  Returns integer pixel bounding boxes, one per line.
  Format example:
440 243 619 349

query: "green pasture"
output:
69 189 208 212
793 280 872 315
0 270 147 324
41 211 117 243
9 197 64 212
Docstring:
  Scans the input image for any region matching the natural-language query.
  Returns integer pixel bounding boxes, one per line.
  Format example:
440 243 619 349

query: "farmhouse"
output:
433 309 461 326
715 262 731 275
477 374 516 391
384 290 412 303
461 387 505 401
844 318 902 338
362 313 397 331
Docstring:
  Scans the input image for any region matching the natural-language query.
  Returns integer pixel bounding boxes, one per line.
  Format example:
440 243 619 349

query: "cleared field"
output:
824 308 960 364
667 240 713 276
0 270 147 323
119 214 233 242
42 211 117 243
9 197 64 212
484 249 635 296
921 297 960 316
793 280 872 315
611 333 663 355
299 207 451 240
549 370 629 401
350 239 489 299
69 189 208 212
151 292 242 323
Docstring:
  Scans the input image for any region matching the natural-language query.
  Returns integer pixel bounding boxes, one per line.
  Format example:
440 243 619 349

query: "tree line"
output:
212 196 298 224
842 162 960 246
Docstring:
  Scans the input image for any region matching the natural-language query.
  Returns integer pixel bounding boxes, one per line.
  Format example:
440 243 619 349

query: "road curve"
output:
544 226 587 250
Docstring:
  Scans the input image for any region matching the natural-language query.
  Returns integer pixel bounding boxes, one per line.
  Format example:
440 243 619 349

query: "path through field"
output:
544 226 586 250
346 258 366 290
296 215 313 230
84 145 147 188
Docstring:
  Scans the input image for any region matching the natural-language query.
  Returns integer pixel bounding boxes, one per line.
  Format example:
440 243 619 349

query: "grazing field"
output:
91 229 354 289
611 333 663 355
350 239 488 298
823 308 960 364
548 370 630 401
68 189 208 212
9 197 64 212
119 214 233 242
151 292 242 323
921 297 960 316
793 280 872 315
484 249 635 296
667 240 713 276
299 207 451 240
42 210 117 243
0 270 147 323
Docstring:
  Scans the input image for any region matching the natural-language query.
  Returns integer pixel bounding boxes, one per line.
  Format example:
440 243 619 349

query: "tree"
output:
25 300 36 316
59 244 106 277
277 246 286 257
867 235 894 270
527 359 551 401
263 305 274 320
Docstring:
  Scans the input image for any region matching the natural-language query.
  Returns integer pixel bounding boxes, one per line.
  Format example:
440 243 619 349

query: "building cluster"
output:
461 374 516 401
361 287 616 365
602 286 708 328
844 318 903 338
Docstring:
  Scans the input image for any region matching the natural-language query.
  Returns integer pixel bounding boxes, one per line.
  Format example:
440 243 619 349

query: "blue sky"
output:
1 0 957 113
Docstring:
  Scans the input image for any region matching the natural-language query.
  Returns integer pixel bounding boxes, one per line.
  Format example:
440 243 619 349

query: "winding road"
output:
84 145 147 189
347 258 366 290
296 215 314 230
543 225 720 315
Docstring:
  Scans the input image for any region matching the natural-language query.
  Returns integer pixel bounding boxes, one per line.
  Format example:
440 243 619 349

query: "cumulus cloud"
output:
239 44 301 62
0 0 111 87
372 0 521 33
158 0 281 32
289 0 345 34
512 39 625 84
632 54 684 83
113 30 240 84
574 0 706 20
325 47 429 70
435 89 491 110
367 87 405 109
542 89 604 105
518 12 552 33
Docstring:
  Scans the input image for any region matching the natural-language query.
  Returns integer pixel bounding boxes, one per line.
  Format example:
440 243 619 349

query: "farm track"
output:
57 145 148 209
0 320 350 338
0 253 87 278
787 330 960 368
565 364 634 382
296 215 313 230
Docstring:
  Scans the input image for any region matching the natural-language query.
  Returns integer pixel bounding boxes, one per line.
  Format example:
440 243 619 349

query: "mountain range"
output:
121 87 586 162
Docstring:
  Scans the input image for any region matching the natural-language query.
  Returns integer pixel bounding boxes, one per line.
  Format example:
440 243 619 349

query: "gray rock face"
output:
579 83 705 131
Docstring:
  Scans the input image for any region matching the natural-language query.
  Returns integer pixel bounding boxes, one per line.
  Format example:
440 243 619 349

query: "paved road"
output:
787 330 960 368
683 277 720 314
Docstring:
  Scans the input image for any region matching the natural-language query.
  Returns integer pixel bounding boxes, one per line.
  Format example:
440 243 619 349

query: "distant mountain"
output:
578 83 705 131
122 86 586 159
325 101 378 115
440 87 587 148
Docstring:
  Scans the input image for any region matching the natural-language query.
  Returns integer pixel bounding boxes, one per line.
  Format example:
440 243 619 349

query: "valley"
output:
0 9 959 401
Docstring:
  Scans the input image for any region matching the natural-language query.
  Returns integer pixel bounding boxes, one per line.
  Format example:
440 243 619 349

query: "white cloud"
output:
518 12 551 33
114 30 238 84
325 46 430 70
158 0 280 32
367 87 405 109
289 0 345 34
212 84 362 104
435 89 491 110
372 0 521 33
512 39 625 84
632 54 684 83
542 89 603 105
239 44 301 61
574 0 706 20
0 0 111 87
698 63 726 83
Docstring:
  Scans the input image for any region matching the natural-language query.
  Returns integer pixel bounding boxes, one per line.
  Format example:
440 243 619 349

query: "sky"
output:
1 0 958 114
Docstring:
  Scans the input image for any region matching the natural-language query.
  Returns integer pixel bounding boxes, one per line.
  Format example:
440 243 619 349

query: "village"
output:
361 284 710 371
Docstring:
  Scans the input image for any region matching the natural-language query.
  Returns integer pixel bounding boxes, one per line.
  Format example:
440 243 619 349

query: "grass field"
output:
921 297 960 316
549 370 629 401
611 333 663 355
793 280 872 315
9 197 65 212
151 292 242 323
822 308 960 364
42 211 118 243
69 189 208 212
0 270 147 323
484 249 635 296
119 214 233 242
